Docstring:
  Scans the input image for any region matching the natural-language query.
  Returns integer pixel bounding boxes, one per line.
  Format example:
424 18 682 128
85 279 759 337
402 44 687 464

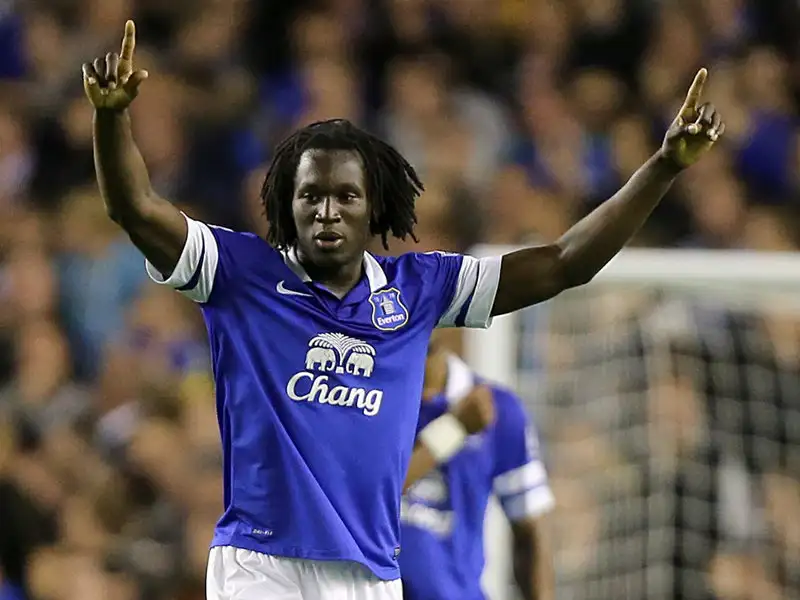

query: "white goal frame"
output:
467 246 800 600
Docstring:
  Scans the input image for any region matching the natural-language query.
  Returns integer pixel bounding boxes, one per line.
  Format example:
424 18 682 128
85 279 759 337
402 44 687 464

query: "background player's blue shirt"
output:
144 216 502 580
399 355 555 600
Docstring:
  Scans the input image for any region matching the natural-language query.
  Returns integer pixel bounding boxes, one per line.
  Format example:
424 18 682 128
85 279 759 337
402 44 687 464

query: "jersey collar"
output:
444 353 475 405
281 246 388 293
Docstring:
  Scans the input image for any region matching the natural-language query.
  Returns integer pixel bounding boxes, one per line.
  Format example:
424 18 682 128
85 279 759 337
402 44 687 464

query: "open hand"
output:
450 385 495 435
82 20 148 111
661 68 724 169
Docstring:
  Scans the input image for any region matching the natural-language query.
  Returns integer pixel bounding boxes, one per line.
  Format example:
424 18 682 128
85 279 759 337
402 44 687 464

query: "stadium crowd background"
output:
2 0 800 598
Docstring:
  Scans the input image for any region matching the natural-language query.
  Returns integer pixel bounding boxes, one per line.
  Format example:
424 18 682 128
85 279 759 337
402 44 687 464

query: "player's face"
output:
293 149 371 269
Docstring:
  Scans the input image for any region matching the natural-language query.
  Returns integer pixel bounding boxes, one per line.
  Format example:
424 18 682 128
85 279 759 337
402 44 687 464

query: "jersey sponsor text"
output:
285 333 384 416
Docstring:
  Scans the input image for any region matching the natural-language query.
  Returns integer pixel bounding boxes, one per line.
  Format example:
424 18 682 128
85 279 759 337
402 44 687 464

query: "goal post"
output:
468 246 800 600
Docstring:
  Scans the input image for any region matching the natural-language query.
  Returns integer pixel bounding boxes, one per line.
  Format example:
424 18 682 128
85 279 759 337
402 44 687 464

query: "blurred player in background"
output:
82 19 722 600
400 333 554 600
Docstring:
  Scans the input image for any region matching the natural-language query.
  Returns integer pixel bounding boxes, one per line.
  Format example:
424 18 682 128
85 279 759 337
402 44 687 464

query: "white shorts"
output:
206 546 403 600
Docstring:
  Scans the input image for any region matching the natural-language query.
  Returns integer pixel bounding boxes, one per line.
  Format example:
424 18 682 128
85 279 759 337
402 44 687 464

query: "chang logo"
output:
401 471 454 536
286 333 383 416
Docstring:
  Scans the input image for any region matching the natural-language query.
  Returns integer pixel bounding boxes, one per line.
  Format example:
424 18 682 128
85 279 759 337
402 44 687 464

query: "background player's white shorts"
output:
207 546 403 600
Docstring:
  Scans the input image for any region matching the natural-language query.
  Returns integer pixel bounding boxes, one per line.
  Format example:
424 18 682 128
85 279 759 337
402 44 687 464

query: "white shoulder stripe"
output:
437 255 501 329
494 461 548 497
145 215 220 303
464 255 501 328
501 486 556 521
438 255 479 327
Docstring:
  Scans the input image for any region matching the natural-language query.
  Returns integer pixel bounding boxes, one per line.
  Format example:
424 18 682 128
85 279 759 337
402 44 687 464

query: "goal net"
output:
468 246 800 600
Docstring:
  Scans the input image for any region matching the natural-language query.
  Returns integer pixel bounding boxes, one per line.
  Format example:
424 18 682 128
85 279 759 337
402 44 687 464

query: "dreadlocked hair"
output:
260 119 424 250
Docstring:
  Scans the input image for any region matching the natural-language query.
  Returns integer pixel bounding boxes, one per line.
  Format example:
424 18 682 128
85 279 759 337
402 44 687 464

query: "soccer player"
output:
81 20 723 600
400 335 554 600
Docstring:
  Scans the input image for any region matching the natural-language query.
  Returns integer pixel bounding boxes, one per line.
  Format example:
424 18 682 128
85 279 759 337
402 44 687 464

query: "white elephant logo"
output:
305 347 336 371
306 333 377 378
346 352 375 377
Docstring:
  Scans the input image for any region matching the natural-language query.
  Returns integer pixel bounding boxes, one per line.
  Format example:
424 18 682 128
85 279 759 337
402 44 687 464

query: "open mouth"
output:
313 231 344 249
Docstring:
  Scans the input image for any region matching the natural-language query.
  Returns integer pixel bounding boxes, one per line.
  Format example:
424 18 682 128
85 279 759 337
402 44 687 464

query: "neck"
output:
299 252 364 298
422 351 449 402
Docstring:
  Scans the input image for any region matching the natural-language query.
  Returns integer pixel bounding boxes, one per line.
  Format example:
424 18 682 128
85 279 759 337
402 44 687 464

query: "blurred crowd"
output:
2 0 800 598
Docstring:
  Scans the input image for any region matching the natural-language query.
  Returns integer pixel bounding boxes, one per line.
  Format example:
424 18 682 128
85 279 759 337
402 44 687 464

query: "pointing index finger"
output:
120 20 136 64
679 68 708 120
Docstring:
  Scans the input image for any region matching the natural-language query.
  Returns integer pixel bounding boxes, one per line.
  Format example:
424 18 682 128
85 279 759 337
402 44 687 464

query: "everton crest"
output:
369 288 409 331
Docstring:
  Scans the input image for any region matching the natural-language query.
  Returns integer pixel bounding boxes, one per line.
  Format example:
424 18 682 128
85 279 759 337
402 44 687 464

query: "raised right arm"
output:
93 109 186 275
84 20 186 276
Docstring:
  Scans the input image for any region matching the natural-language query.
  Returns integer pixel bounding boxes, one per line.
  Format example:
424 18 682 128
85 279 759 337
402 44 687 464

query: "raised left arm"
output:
511 517 554 600
492 68 724 316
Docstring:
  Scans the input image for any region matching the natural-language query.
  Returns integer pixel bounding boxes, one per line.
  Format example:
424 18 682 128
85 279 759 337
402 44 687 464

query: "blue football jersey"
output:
144 216 502 580
399 355 555 599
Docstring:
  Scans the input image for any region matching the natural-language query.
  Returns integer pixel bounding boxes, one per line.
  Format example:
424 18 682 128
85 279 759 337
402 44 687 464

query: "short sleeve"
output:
418 251 501 329
491 390 555 522
145 215 240 304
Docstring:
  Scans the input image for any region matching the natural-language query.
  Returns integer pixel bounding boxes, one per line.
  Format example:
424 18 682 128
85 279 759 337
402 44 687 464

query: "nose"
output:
315 197 341 223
